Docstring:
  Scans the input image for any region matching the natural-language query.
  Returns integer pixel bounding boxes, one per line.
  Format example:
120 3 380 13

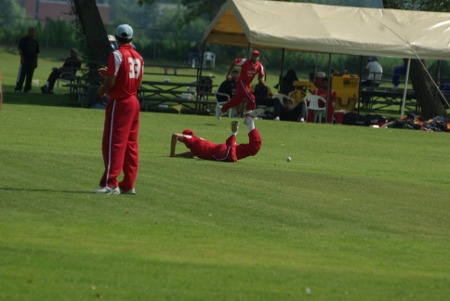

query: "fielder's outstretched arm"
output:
170 133 194 158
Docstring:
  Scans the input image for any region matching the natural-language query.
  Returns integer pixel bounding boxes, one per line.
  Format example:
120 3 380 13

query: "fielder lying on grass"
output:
170 116 261 162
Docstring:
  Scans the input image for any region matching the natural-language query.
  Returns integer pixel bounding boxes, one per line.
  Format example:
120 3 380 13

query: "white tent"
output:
204 0 450 60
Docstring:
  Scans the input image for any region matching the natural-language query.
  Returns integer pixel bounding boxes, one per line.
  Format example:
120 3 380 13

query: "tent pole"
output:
432 60 441 115
325 53 332 123
357 56 364 114
195 40 207 113
279 48 285 93
400 58 411 117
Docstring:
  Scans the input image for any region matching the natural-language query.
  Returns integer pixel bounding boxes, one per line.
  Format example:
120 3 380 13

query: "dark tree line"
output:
72 0 448 117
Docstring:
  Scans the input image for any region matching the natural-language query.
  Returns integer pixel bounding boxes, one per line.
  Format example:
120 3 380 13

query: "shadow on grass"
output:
2 84 75 107
2 84 218 116
0 186 93 194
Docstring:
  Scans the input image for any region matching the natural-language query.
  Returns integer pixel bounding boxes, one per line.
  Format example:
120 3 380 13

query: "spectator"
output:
41 48 81 94
252 82 273 105
251 82 274 117
170 116 261 162
309 72 338 123
216 50 265 119
95 24 144 195
15 27 40 93
273 81 307 122
108 35 118 50
361 56 383 87
288 80 308 121
216 69 238 103
272 97 297 122
275 69 298 95
392 58 408 89
189 44 202 68
440 78 450 92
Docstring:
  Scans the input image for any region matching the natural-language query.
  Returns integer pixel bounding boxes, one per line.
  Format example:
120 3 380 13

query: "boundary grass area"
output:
1 46 449 301
1 99 449 300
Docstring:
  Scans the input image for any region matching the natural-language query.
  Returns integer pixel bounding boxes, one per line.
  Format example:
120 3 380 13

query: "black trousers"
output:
15 63 36 92
47 69 62 91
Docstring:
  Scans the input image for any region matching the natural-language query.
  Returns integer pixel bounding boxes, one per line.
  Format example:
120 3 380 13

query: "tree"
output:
384 0 449 118
0 0 27 43
71 0 112 65
138 0 225 23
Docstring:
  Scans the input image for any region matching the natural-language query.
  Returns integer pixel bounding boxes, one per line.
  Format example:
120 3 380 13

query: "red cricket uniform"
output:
221 58 265 113
99 44 144 190
181 129 262 162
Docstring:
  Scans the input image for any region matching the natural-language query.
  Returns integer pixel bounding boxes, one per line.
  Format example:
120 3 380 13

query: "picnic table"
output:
64 72 103 107
359 87 418 114
139 79 217 113
139 65 217 114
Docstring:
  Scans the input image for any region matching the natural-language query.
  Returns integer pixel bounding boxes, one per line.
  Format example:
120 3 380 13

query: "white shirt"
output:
365 61 383 83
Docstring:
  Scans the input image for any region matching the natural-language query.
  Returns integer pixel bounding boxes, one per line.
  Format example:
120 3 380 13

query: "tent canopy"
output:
204 0 450 60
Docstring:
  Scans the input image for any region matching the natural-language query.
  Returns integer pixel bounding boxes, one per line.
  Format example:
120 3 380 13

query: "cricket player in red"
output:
170 116 262 162
95 24 144 195
216 50 265 119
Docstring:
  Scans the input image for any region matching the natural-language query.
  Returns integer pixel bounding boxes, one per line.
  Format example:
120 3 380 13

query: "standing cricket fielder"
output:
95 24 144 195
216 50 265 119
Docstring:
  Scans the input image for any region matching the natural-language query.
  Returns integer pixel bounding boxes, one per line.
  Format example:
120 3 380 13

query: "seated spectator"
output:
272 96 303 122
361 56 383 87
287 80 308 122
392 58 408 89
272 80 309 122
251 82 273 107
41 48 81 94
309 72 338 123
275 69 298 95
216 69 238 103
251 82 275 119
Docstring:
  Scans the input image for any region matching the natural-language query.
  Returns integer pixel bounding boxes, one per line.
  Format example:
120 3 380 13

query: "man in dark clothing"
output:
216 69 238 103
15 28 40 93
275 69 298 95
41 48 81 94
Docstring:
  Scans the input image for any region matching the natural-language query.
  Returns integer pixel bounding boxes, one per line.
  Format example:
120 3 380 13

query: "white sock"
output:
246 117 255 132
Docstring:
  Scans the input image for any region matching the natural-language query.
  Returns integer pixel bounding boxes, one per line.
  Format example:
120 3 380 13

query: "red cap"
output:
251 50 260 56
182 129 194 136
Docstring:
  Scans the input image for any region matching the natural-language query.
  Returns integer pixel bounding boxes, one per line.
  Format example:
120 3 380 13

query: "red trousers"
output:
213 128 261 162
221 80 256 114
212 134 238 162
99 97 140 190
236 129 261 160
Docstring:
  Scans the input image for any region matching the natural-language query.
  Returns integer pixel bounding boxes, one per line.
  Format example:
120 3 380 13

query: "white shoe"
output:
274 116 280 121
120 188 136 195
300 117 305 123
215 104 223 120
231 121 239 133
95 186 120 194
246 108 265 119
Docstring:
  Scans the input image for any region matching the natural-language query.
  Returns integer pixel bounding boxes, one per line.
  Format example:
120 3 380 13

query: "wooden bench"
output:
139 94 216 113
139 78 217 114
359 87 418 114
64 73 102 107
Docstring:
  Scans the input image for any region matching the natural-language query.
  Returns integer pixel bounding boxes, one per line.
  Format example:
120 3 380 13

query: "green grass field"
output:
1 47 450 300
